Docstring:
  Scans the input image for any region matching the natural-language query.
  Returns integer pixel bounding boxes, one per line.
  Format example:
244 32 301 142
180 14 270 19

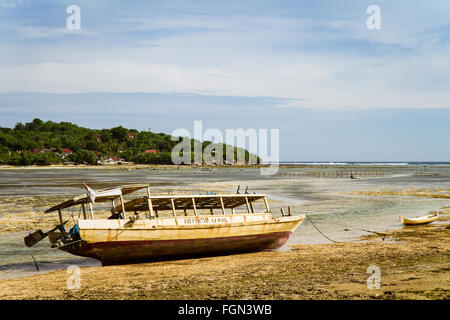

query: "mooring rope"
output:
30 254 39 271
27 238 87 271
327 212 389 238
305 214 341 243
299 209 388 242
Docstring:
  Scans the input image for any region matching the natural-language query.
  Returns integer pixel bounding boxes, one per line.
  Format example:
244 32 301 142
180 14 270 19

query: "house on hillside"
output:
55 148 73 159
97 156 124 165
53 148 73 159
27 148 51 154
61 148 73 155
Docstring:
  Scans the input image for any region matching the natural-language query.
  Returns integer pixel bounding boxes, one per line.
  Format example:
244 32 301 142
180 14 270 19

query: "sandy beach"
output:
0 211 448 300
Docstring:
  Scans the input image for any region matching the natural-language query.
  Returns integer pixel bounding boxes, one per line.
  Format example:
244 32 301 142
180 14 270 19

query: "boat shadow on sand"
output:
0 257 100 280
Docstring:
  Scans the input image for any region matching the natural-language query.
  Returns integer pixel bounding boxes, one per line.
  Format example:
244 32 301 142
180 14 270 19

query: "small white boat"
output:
399 212 439 226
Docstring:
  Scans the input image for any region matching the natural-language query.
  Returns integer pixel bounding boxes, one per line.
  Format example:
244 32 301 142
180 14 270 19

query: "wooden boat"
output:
30 184 304 265
399 212 439 226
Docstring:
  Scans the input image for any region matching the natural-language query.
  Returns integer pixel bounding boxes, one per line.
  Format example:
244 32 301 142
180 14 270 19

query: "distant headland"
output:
0 119 260 166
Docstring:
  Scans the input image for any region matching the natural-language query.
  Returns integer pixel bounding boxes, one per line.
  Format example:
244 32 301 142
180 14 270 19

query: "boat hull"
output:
65 231 291 265
63 215 304 265
400 214 439 226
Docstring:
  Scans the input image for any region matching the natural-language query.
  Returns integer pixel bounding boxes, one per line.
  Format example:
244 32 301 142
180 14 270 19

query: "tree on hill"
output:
0 118 261 166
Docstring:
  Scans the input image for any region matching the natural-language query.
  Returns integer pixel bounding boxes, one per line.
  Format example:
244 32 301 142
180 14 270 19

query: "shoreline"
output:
0 164 267 170
1 163 448 173
1 209 448 300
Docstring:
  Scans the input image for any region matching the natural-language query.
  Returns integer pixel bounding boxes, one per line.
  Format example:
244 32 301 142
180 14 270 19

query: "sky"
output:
0 0 449 161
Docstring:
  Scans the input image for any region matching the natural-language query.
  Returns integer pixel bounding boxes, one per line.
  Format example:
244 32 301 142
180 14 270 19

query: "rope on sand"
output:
305 214 388 243
31 254 39 271
305 214 341 243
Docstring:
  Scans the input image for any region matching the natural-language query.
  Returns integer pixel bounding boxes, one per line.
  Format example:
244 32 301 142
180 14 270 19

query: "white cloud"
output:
0 58 334 98
17 26 93 39
2 2 450 109
2 0 23 9
1 55 449 109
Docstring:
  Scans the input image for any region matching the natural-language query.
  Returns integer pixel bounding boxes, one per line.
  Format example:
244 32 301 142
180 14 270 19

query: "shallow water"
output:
0 165 449 279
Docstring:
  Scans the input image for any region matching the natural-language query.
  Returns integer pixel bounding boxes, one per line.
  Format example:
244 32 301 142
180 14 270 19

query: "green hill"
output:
0 119 260 166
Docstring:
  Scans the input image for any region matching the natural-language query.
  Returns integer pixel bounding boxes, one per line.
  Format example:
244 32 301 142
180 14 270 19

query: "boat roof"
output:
113 194 266 213
45 184 149 213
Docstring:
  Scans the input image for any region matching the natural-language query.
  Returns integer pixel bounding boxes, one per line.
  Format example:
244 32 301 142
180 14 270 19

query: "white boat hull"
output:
399 214 439 226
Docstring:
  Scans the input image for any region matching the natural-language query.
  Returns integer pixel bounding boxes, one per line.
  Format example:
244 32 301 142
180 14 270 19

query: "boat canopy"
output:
112 194 267 213
45 184 149 213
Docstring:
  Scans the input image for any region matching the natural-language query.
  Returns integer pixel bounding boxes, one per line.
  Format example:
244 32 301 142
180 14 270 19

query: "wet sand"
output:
0 210 448 300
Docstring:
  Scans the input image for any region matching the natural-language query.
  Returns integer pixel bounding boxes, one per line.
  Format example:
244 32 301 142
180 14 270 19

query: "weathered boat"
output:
28 184 304 265
399 212 439 226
